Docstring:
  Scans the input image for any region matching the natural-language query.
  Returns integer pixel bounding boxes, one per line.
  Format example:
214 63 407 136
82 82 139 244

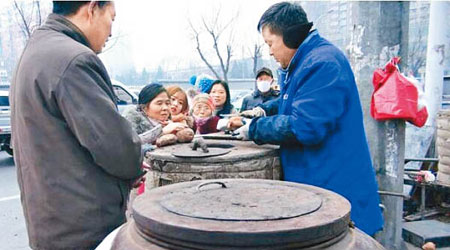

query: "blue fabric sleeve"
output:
250 61 349 146
249 115 297 145
258 97 280 116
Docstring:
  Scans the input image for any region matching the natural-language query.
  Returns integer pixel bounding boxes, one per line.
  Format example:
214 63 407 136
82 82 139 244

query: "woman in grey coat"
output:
122 83 189 149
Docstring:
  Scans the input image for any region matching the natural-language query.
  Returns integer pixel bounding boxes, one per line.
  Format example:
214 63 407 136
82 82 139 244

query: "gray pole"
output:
424 1 448 127
348 2 409 249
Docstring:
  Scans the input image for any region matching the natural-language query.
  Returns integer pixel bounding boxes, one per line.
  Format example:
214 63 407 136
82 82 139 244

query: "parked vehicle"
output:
0 90 12 156
111 79 138 113
230 89 252 113
0 80 135 157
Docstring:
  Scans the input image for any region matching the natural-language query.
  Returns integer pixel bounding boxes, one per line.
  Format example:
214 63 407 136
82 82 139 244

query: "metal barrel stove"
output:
113 179 385 249
144 135 282 189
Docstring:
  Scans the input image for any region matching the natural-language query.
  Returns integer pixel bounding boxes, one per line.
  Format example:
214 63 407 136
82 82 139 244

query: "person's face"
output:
256 74 273 83
170 91 186 116
193 103 212 118
262 26 297 69
88 2 116 53
210 84 227 108
144 92 171 122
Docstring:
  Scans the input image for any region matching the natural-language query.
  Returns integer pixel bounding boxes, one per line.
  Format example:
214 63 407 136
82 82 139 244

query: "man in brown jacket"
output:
10 1 143 249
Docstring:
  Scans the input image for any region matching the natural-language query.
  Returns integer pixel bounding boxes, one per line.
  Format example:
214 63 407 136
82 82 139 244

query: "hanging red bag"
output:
370 57 428 127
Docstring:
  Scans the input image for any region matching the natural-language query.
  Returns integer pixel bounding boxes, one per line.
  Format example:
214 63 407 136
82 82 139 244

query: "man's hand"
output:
240 106 266 118
233 122 250 140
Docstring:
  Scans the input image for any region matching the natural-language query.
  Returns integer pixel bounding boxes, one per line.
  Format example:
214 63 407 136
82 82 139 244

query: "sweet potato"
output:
176 128 194 143
156 134 177 147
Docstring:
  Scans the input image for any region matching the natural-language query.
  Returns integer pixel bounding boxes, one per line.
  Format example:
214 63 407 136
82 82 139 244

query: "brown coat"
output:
10 14 143 250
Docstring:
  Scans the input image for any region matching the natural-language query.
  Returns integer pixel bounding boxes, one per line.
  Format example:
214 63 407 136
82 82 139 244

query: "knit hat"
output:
190 74 215 93
192 93 215 112
138 83 166 105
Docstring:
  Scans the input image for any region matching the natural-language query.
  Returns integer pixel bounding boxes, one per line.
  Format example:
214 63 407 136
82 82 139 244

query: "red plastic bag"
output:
137 162 150 195
370 57 428 127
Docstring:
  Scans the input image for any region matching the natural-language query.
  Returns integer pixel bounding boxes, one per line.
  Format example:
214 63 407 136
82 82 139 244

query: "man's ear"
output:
87 1 97 21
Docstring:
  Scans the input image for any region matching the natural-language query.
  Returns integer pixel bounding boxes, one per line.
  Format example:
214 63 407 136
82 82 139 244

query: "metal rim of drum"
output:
112 222 385 250
132 179 351 249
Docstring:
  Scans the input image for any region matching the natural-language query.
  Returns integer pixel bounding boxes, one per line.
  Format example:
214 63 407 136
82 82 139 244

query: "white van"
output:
111 79 139 113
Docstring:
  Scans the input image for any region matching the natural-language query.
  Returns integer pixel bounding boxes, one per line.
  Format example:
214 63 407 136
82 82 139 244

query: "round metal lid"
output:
132 179 351 249
172 147 231 158
159 181 322 221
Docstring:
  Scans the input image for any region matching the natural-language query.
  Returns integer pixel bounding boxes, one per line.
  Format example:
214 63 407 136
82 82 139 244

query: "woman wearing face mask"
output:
240 67 280 112
206 80 237 117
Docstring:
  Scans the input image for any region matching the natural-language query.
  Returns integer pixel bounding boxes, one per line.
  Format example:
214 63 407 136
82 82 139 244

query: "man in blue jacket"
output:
230 2 383 236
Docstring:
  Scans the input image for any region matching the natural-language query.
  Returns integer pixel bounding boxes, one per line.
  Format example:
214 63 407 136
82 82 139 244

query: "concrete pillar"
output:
424 2 448 127
347 2 409 249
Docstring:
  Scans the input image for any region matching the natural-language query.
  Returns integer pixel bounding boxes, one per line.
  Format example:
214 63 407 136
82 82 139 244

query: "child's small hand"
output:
172 113 186 123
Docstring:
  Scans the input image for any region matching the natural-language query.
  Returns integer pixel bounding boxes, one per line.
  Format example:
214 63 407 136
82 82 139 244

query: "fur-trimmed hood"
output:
122 105 158 135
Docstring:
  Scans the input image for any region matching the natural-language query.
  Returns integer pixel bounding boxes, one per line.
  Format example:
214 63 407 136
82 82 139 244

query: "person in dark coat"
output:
240 67 280 111
10 2 143 249
229 2 383 236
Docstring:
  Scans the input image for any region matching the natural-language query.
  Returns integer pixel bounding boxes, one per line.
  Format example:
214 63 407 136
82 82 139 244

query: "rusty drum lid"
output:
160 181 322 221
132 179 351 249
171 141 233 158
171 147 231 158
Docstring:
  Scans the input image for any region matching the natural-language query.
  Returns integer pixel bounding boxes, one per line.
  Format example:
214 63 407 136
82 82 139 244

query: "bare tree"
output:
188 8 238 82
13 0 46 40
408 26 427 77
248 43 263 76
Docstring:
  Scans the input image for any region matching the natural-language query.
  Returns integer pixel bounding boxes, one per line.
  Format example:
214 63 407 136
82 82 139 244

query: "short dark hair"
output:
52 1 110 16
138 83 168 105
257 2 312 49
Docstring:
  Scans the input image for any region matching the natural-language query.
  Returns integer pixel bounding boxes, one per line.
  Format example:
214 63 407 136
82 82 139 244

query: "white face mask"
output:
257 80 271 93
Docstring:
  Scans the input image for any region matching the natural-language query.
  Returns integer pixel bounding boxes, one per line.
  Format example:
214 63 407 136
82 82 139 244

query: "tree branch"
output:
190 9 238 82
252 43 263 75
13 0 31 39
189 19 221 80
